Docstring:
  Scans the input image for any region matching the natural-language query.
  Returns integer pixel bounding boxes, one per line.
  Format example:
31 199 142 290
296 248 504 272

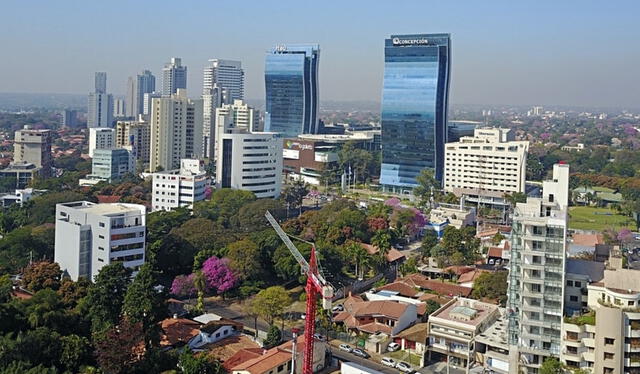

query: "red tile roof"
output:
400 274 472 297
457 270 486 284
378 282 419 298
359 322 392 335
360 243 406 263
231 336 311 374
487 247 504 258
159 318 201 347
572 233 605 247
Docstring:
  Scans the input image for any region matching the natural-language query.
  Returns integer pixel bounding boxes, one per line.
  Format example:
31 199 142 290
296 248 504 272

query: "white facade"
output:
88 127 115 158
444 127 528 196
507 163 569 372
149 89 203 171
203 59 244 101
151 159 210 212
162 57 187 96
113 98 126 118
212 100 261 159
216 131 282 199
116 118 150 164
54 201 146 281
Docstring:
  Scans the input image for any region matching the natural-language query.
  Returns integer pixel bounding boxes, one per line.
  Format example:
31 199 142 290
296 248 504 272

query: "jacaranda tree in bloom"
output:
202 256 238 295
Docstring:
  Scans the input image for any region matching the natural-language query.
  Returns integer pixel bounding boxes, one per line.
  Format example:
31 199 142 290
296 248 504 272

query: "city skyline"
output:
0 1 638 108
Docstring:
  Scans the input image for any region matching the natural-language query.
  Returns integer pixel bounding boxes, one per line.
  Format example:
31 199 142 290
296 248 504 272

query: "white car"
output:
381 357 396 367
332 304 344 312
313 333 326 341
396 362 414 373
339 344 353 352
387 342 400 352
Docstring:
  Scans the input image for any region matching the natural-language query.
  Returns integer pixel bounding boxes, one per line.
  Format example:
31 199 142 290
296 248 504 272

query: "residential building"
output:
88 127 115 158
561 143 585 152
0 162 41 188
149 89 203 171
507 163 570 372
87 148 134 183
475 314 511 374
0 188 44 207
211 100 261 158
13 125 52 177
282 131 379 185
426 202 476 238
215 131 282 199
333 297 418 336
427 298 501 370
143 92 161 116
203 59 244 102
443 127 529 206
113 98 126 118
159 315 243 350
126 70 156 117
54 201 146 281
60 109 78 127
115 118 150 163
162 57 187 96
265 44 320 137
568 233 605 257
380 34 451 191
398 273 473 298
87 72 114 128
560 252 640 373
151 159 210 212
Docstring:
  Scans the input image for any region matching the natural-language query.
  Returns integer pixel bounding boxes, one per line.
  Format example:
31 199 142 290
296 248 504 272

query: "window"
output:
569 296 578 302
99 235 105 239
277 364 285 372
604 338 615 345
566 280 574 287
574 281 581 288
98 258 104 262
99 222 105 227
604 352 614 360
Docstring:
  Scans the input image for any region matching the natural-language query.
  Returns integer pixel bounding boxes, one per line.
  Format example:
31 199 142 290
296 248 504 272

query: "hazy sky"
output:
1 0 639 108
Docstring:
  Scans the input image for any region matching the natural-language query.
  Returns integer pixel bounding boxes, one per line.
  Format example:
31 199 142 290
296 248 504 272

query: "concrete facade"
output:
13 126 52 177
151 159 210 212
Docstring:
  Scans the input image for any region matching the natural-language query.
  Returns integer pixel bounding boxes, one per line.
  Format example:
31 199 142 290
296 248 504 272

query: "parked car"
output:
313 333 326 341
387 342 400 352
332 304 344 312
339 344 353 352
352 348 370 359
381 357 396 367
396 362 414 373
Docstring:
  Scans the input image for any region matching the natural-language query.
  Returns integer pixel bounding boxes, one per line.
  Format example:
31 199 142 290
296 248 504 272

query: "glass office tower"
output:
265 44 319 137
379 34 451 191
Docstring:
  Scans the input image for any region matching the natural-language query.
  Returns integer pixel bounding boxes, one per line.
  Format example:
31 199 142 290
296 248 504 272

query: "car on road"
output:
396 362 414 373
339 344 353 352
352 348 370 359
313 333 326 341
381 357 396 367
387 342 400 351
332 304 344 312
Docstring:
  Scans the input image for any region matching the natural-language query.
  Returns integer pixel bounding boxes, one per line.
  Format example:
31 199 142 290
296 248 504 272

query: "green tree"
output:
178 348 222 374
421 230 439 257
60 334 91 373
252 286 292 325
424 300 441 317
282 178 309 216
539 357 563 374
86 263 131 333
22 261 61 292
471 271 508 305
226 239 263 281
94 317 144 374
0 274 12 303
122 264 166 346
263 325 282 348
504 192 527 207
413 169 439 204
235 199 286 233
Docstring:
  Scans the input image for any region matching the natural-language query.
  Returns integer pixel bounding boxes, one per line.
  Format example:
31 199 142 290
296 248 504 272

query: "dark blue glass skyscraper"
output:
379 34 451 191
265 44 319 138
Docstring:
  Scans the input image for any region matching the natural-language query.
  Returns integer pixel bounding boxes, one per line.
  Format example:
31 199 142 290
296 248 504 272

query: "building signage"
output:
285 140 312 150
392 37 429 46
275 44 287 52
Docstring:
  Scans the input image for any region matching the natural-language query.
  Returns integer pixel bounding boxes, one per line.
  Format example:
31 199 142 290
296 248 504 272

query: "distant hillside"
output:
0 92 87 110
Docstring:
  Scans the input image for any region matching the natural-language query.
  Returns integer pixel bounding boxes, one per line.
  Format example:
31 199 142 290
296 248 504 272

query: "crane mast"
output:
265 211 334 374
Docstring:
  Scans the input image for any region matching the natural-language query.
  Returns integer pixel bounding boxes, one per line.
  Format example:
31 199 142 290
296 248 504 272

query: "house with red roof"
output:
230 335 326 374
333 299 417 336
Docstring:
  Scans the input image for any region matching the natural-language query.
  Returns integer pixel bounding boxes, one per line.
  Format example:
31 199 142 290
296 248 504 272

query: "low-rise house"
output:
426 298 501 371
230 336 326 374
393 322 428 366
159 315 243 350
334 299 417 336
568 233 605 257
190 319 244 349
399 273 473 298
426 203 476 238
360 243 405 265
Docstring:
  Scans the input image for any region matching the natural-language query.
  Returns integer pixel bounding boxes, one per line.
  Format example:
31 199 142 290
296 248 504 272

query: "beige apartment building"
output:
443 127 528 205
116 118 150 164
13 125 52 177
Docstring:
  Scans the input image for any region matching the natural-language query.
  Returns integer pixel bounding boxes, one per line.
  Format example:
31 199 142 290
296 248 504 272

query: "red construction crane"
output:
265 211 334 374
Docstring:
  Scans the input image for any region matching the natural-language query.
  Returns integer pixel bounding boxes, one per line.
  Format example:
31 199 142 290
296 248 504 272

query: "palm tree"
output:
347 242 369 280
371 230 392 266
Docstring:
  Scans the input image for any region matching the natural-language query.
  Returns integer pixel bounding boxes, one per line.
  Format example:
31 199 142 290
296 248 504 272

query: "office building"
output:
88 148 133 183
88 72 114 128
60 109 78 127
0 162 41 188
211 100 261 158
443 127 529 206
13 125 52 177
203 59 244 101
116 118 150 163
162 57 187 96
54 201 146 281
149 89 203 171
216 131 282 199
151 159 209 212
507 163 570 372
88 127 115 158
126 70 156 117
265 44 320 137
560 251 640 373
379 34 451 191
114 98 126 117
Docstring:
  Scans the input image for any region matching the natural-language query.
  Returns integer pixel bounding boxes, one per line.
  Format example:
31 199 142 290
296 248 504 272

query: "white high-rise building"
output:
202 84 225 158
143 92 162 116
54 201 146 281
162 57 187 96
149 89 203 172
151 159 210 212
88 127 115 158
113 98 126 117
203 59 244 101
216 131 282 199
88 72 114 128
443 127 529 205
126 70 156 117
211 100 261 159
507 163 570 372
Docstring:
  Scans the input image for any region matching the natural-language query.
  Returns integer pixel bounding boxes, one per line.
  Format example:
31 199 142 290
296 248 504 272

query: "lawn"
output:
568 206 636 231
387 350 422 366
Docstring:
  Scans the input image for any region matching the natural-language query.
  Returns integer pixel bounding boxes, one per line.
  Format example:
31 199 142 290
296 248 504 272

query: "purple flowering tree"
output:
170 273 196 298
202 256 238 295
617 228 633 243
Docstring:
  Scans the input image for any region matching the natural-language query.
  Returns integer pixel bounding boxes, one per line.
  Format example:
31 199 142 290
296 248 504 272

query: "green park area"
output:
569 206 636 231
